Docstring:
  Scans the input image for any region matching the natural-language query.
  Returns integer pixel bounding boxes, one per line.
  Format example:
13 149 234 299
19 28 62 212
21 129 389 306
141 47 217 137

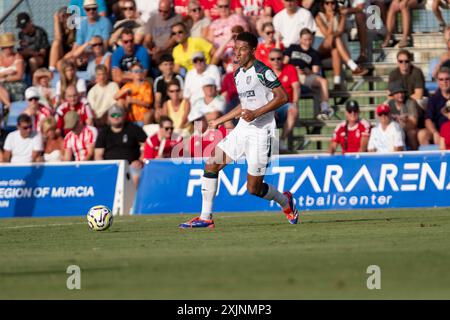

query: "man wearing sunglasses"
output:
73 0 112 52
22 87 53 133
368 104 405 153
3 114 43 163
388 49 426 110
143 116 181 160
69 0 107 17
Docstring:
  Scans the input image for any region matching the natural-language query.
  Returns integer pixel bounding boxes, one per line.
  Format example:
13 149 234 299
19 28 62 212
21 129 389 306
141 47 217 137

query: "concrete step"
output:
393 32 445 45
298 119 376 128
303 90 388 99
303 134 333 142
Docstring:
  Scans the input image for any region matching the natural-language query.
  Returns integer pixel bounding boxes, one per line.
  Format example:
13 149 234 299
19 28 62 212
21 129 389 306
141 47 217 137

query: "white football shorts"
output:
217 122 273 176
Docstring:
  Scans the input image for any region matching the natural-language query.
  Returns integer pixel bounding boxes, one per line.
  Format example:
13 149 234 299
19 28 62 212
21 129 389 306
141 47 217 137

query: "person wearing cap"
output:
329 100 371 155
0 33 26 102
142 116 182 160
95 105 147 186
2 113 43 163
367 104 405 153
32 68 56 109
16 12 50 76
160 80 191 136
418 67 450 147
63 111 97 161
69 0 107 17
439 101 450 150
73 0 112 51
387 81 422 150
171 22 214 73
189 76 229 130
23 87 54 133
56 85 94 135
183 51 221 106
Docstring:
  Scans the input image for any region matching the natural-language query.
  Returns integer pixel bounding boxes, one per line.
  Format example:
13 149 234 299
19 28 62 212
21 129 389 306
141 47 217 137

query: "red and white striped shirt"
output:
56 98 94 134
25 103 54 133
64 125 98 161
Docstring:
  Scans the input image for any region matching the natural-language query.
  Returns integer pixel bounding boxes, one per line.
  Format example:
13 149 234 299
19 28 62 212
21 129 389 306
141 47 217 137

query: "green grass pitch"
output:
1 208 450 299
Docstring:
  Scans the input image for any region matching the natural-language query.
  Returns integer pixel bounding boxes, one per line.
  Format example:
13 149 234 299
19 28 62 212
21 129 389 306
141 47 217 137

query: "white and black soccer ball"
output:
87 205 113 231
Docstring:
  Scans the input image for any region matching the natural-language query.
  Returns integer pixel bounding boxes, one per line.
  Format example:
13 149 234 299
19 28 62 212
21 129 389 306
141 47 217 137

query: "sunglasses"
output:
168 89 180 93
218 5 229 8
190 7 201 12
20 125 32 130
171 31 184 36
84 7 97 12
110 113 123 118
163 126 174 131
123 6 135 11
270 57 282 61
131 69 143 73
378 112 390 116
159 9 170 13
193 58 205 63
28 97 39 101
347 110 359 114
398 60 410 64
122 39 133 44
266 31 275 35
439 77 450 81
92 42 102 47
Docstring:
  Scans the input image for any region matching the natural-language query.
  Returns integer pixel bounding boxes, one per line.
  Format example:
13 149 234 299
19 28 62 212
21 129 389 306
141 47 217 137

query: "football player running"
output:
179 32 299 229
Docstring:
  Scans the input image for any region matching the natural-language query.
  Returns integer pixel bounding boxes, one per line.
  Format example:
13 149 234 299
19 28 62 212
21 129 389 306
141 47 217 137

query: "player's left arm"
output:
241 86 288 122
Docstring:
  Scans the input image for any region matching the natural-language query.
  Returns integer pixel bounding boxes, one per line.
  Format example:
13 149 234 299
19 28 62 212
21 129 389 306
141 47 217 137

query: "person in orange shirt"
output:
115 61 153 124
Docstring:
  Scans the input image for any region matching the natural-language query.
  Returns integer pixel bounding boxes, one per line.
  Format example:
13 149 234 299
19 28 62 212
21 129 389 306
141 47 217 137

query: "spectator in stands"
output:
187 1 211 39
171 22 215 73
268 48 300 147
74 0 112 51
255 22 284 67
56 85 94 134
112 28 150 84
273 0 316 48
153 54 185 111
433 0 450 33
95 105 147 186
136 0 159 23
56 60 87 106
32 68 56 110
140 0 183 60
23 87 53 133
41 116 64 162
439 101 450 150
210 25 244 69
388 81 422 150
221 64 239 118
339 0 368 63
382 0 426 48
284 28 333 120
201 0 243 20
0 33 26 102
329 100 371 154
388 50 426 110
49 7 77 73
418 67 450 146
161 80 191 136
189 76 230 129
63 111 97 161
315 0 368 89
87 65 119 126
16 12 50 76
143 116 181 159
66 35 112 85
264 0 300 16
183 52 222 106
115 62 153 124
2 114 43 163
109 0 145 48
187 99 229 158
69 0 108 17
0 85 11 114
206 0 249 48
368 104 405 153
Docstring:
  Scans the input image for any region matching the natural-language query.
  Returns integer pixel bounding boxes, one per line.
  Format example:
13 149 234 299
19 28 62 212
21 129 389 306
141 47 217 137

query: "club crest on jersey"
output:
246 76 252 84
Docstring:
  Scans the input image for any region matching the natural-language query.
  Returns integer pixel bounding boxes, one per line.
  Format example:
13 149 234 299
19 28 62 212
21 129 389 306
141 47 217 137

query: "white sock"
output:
200 175 218 220
320 101 330 112
347 60 358 71
262 184 289 209
334 76 341 85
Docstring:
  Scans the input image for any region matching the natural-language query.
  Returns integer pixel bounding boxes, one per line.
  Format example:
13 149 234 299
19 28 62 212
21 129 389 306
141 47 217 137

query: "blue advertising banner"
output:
0 162 119 218
134 152 450 214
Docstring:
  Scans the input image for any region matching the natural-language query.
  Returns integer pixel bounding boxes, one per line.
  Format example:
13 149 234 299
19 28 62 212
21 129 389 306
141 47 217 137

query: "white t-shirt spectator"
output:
190 95 226 120
183 65 222 105
136 0 158 23
273 7 316 48
87 82 119 119
3 131 43 163
368 121 405 153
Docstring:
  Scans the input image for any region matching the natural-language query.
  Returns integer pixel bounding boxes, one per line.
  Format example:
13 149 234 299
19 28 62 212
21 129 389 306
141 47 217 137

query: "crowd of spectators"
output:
0 0 450 179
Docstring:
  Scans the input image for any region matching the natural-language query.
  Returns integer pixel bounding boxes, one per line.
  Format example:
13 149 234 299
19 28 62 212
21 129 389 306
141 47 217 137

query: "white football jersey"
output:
234 59 282 128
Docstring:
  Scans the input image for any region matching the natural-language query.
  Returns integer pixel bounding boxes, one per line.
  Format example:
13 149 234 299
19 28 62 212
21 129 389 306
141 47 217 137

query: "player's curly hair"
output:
235 32 258 49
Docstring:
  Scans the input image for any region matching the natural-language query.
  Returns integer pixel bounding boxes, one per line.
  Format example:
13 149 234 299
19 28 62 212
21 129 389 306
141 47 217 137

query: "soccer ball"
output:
87 205 113 231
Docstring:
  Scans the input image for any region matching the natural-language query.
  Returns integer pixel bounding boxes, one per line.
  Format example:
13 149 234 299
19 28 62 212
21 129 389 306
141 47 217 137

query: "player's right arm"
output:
209 104 242 128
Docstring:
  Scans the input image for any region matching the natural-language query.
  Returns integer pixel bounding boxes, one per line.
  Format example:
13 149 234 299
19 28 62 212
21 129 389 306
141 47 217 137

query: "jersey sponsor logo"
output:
246 75 252 84
238 90 256 98
265 69 277 82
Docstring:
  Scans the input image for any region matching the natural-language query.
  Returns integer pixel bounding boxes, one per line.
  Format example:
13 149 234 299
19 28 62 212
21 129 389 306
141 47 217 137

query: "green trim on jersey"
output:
234 59 282 90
